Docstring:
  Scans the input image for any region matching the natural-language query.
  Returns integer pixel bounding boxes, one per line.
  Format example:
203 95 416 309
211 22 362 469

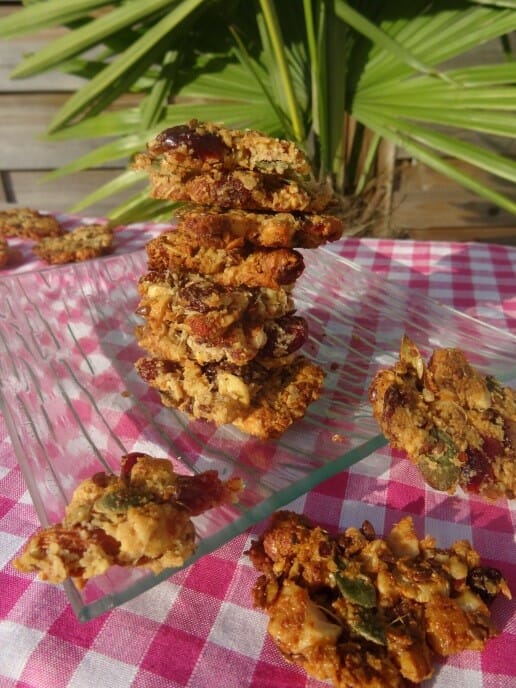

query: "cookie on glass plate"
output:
14 452 243 588
135 354 324 439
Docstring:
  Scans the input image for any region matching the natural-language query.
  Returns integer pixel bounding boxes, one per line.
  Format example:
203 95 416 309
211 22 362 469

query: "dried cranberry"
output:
460 446 492 492
176 470 226 515
277 251 305 284
382 386 408 421
482 435 503 460
262 315 307 357
155 125 228 161
120 452 146 479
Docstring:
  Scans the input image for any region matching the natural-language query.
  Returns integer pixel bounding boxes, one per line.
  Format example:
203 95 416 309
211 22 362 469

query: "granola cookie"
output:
176 207 344 248
140 120 312 176
138 165 333 213
33 223 114 264
135 310 307 367
369 335 516 500
0 207 63 240
137 269 294 336
135 355 324 439
146 229 304 288
14 452 243 588
248 511 511 688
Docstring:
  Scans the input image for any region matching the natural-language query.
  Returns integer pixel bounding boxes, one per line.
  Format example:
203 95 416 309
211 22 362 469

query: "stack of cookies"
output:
133 120 344 439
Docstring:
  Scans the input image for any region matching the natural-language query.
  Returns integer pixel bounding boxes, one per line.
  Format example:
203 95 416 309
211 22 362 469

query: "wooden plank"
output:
5 169 136 217
389 160 516 236
406 225 516 245
0 6 84 92
0 93 135 169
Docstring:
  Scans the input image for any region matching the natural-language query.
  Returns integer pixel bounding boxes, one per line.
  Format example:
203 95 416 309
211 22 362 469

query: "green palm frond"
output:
1 0 515 223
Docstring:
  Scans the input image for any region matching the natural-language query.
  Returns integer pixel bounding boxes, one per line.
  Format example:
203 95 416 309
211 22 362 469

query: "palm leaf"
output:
0 0 110 38
46 0 206 132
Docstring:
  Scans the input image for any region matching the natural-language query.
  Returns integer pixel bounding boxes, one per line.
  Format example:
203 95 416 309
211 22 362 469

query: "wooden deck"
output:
1 0 515 244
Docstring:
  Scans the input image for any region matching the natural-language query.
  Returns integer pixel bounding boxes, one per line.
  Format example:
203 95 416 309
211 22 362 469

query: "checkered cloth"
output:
1 215 515 688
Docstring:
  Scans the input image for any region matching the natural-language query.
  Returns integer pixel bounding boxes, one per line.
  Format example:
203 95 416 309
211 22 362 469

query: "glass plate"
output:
1 246 515 621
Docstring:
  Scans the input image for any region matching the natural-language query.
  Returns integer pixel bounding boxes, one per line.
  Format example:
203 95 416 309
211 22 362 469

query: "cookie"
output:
146 229 304 289
135 354 324 439
13 452 243 588
176 207 344 248
369 335 516 500
141 120 312 176
248 511 510 688
137 269 295 335
137 165 334 213
135 310 307 367
0 207 63 240
33 223 113 264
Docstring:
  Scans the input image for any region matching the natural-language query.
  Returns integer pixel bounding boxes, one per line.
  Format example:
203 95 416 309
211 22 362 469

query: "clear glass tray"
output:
1 246 515 621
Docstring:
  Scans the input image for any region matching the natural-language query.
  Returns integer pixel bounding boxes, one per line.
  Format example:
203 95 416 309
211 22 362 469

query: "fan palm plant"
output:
2 0 516 229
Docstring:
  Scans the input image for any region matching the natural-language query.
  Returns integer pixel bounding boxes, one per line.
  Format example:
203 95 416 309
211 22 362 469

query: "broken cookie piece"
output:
13 452 243 588
33 223 113 264
248 511 511 687
369 335 516 500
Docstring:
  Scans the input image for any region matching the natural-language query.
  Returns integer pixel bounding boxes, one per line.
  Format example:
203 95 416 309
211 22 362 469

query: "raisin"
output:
155 125 228 161
467 566 504 603
277 252 305 285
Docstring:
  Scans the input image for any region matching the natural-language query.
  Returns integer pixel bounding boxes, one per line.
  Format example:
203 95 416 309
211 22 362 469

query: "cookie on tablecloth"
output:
33 223 114 264
14 452 243 588
369 335 516 500
0 207 63 240
248 510 511 687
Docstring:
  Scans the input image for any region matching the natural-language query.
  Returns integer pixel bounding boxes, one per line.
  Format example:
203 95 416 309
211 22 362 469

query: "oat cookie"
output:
33 223 114 264
141 120 312 176
137 269 295 335
369 335 516 500
135 355 324 439
176 207 344 248
0 207 63 240
146 229 304 288
14 452 243 588
249 511 511 688
135 310 307 367
138 165 333 213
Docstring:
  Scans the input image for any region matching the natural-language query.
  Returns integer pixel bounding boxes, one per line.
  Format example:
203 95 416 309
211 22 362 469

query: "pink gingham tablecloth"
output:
1 215 515 688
